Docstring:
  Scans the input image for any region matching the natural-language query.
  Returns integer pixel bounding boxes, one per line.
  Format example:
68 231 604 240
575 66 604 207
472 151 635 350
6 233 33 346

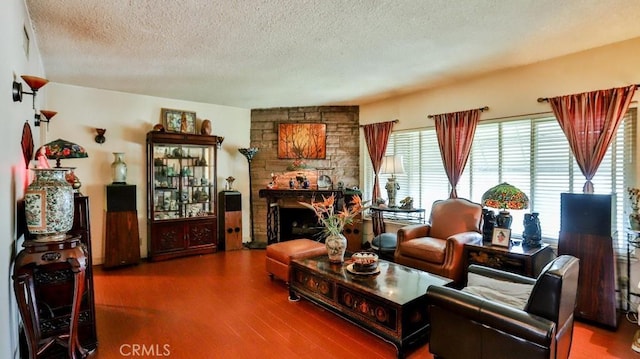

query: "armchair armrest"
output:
468 264 537 285
447 231 483 246
441 231 482 285
426 285 555 346
397 223 431 245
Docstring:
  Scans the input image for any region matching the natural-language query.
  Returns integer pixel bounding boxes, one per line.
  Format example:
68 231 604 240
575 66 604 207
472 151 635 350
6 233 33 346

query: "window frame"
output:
362 107 637 251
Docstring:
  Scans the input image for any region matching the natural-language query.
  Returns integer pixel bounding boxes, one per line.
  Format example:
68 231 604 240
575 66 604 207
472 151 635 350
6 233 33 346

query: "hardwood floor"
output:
90 249 638 358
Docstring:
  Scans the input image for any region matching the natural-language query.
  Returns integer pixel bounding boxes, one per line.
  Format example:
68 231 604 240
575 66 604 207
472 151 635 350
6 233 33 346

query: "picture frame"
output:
277 123 327 159
491 227 511 247
161 108 196 134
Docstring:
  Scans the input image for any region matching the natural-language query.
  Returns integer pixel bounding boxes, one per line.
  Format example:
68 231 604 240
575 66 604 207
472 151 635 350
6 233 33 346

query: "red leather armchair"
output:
394 198 483 284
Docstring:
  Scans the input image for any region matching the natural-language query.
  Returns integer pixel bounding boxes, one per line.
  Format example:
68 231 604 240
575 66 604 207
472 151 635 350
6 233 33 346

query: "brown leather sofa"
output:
394 198 483 284
426 255 579 359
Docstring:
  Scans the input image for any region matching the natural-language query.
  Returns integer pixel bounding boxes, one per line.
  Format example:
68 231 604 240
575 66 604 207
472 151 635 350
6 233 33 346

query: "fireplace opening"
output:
279 207 326 242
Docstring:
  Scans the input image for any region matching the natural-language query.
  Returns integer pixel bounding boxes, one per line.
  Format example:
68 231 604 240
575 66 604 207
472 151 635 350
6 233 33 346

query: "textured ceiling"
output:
24 0 640 109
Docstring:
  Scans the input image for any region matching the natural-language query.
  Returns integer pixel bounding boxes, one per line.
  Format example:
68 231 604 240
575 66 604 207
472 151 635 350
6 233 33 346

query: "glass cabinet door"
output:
151 143 215 220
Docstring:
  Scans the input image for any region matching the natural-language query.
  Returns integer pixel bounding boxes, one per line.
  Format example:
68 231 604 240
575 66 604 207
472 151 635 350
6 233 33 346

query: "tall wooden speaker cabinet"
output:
343 189 363 252
104 184 141 269
559 193 618 328
218 191 243 250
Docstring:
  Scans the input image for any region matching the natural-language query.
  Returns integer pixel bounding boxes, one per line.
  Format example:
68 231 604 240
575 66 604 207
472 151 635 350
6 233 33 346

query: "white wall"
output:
360 37 640 130
43 84 251 264
1 1 47 357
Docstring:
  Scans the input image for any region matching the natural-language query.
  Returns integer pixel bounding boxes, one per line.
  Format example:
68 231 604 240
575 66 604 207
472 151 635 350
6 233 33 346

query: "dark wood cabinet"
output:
104 184 140 269
559 193 618 329
464 242 556 278
146 131 219 261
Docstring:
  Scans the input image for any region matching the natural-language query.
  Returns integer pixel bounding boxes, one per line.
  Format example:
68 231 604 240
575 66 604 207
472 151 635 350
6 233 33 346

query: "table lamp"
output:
380 155 405 208
36 138 88 193
481 182 529 229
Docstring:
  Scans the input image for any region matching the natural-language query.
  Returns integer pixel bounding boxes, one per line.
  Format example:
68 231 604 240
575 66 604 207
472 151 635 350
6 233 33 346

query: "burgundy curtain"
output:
363 121 396 204
434 109 480 198
549 85 636 193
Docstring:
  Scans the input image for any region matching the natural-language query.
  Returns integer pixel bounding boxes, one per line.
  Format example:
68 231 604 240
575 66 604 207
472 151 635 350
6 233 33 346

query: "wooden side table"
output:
464 242 555 278
369 206 426 237
13 236 90 359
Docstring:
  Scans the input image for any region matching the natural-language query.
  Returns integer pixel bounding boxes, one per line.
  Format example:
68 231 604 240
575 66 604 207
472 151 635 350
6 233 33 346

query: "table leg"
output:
13 272 38 359
67 257 88 358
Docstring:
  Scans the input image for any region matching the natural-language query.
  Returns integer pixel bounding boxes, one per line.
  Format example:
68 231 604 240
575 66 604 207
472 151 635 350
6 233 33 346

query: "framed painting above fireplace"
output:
278 123 326 159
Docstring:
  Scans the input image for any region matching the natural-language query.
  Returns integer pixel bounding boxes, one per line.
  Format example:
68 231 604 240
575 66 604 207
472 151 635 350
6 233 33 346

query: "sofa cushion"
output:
462 272 534 310
398 236 446 264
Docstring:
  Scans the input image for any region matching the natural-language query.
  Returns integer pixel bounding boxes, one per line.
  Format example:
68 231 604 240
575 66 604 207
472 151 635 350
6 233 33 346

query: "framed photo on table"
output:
491 228 510 247
161 108 196 134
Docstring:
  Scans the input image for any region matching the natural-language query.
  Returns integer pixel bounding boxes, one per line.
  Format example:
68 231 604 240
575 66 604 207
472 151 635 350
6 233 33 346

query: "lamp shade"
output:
238 147 259 162
481 182 529 210
37 138 88 168
21 75 49 91
380 155 405 175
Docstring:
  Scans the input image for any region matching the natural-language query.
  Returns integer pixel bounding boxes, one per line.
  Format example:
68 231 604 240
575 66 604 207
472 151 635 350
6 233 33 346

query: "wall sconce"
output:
12 75 49 109
35 110 57 127
216 136 224 149
95 128 106 144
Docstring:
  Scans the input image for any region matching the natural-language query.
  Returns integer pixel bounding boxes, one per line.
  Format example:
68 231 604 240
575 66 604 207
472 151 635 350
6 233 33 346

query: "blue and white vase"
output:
24 168 74 241
325 233 347 263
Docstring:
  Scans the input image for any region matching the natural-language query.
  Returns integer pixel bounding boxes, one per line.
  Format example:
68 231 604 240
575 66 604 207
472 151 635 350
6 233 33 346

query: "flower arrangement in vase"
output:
299 194 367 262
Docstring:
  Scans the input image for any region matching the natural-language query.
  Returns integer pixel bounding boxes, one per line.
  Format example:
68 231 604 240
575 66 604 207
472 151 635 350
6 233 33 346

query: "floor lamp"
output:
238 147 259 248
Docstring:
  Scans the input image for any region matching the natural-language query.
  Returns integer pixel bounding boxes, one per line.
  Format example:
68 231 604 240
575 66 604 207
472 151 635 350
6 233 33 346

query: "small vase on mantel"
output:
111 152 127 184
325 233 348 263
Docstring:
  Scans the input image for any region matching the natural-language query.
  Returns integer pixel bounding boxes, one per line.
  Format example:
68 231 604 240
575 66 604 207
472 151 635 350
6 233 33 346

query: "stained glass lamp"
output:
36 139 88 193
37 139 89 168
481 182 529 229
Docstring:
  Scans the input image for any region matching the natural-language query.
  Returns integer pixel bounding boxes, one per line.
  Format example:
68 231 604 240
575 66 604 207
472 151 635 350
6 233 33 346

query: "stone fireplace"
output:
249 106 360 245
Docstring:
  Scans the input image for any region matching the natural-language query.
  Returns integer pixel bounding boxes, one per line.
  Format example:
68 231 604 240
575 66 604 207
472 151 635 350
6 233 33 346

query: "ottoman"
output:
371 232 398 261
266 238 327 283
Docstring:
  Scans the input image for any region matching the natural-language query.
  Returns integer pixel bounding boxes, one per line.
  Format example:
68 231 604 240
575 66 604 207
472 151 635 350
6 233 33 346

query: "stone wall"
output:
249 106 360 244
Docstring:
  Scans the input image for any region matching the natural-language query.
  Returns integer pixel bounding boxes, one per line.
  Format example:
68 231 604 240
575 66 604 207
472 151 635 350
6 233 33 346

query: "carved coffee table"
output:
289 255 453 358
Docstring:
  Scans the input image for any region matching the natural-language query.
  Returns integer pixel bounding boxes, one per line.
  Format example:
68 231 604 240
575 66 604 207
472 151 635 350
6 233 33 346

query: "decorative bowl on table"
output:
351 252 379 273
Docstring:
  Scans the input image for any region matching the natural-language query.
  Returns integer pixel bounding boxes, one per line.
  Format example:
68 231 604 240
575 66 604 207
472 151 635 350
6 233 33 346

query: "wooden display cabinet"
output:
146 131 219 261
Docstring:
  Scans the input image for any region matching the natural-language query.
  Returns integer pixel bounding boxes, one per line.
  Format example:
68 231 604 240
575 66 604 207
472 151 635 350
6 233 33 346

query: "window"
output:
363 108 637 248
